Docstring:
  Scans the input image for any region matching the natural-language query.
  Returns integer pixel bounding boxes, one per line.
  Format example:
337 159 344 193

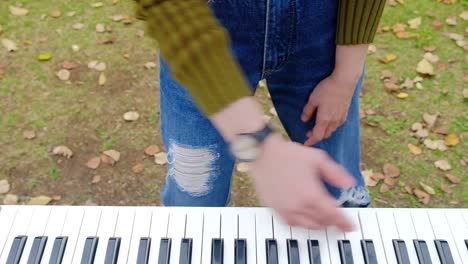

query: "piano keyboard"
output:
0 206 467 264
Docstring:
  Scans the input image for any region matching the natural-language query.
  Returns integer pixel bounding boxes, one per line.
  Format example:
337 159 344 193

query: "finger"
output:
304 119 327 146
301 102 318 122
316 152 356 188
314 198 354 232
290 212 327 230
324 122 337 139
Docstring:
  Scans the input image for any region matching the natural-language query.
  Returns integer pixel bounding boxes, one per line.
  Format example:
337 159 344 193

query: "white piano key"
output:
40 206 68 264
115 207 135 264
202 208 221 264
148 207 169 264
255 208 273 264
326 225 345 264
220 208 237 264
167 208 187 264
291 225 309 264
237 208 256 264
308 223 330 264
19 206 51 264
184 208 203 264
428 209 462 264
71 206 102 264
0 206 34 263
0 206 18 259
272 212 291 263
445 209 468 262
358 209 387 264
375 209 399 264
462 209 468 227
127 207 152 263
343 209 364 264
60 207 85 264
410 209 441 264
393 209 419 264
93 207 119 263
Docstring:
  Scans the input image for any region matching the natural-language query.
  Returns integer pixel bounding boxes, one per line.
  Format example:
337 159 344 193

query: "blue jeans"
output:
159 0 371 208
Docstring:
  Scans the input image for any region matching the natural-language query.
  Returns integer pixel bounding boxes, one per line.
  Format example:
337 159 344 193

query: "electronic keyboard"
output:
0 206 467 264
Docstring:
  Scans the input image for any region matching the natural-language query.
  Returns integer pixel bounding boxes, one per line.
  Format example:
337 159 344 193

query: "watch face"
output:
230 135 260 161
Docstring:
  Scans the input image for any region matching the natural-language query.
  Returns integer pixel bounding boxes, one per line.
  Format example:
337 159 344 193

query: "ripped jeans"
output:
158 0 371 208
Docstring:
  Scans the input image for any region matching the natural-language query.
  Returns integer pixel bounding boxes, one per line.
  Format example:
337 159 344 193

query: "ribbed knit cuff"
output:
336 0 386 45
136 0 252 116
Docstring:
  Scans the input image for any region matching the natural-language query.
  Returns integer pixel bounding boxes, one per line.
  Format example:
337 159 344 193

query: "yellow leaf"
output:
386 54 397 62
416 59 434 75
408 17 422 29
9 6 29 16
396 92 408 99
98 72 106 86
37 53 52 61
407 144 422 155
444 134 459 146
49 9 61 18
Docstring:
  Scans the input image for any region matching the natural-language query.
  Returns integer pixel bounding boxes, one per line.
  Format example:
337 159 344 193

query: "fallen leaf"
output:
415 129 429 139
379 184 391 193
71 44 80 52
98 72 106 86
367 45 377 54
407 144 422 155
145 145 160 156
404 186 413 194
52 145 73 158
137 30 145 38
96 23 105 33
100 153 115 165
103 149 120 163
392 23 407 33
384 177 398 186
88 60 98 69
400 78 414 89
2 38 18 52
423 139 447 151
423 112 438 127
28 195 52 205
411 122 423 131
446 33 464 41
72 23 85 30
91 175 101 183
23 130 36 139
66 11 76 17
122 16 137 24
52 195 62 201
423 52 439 63
415 82 424 89
61 61 79 70
444 174 460 184
433 126 449 135
413 188 430 204
95 62 106 71
449 200 459 205
379 54 398 64
440 183 453 194
236 162 249 173
145 62 156 69
379 70 394 80
383 163 401 178
408 17 422 29
460 11 468 20
434 160 452 171
3 194 18 205
0 179 10 194
96 37 116 45
432 20 443 29
91 2 104 7
56 69 70 81
464 88 468 98
423 45 437 52
154 152 167 165
384 82 400 92
446 16 457 26
269 107 277 117
416 59 435 75
38 53 52 61
49 9 61 18
444 134 459 146
396 92 409 99
413 76 423 83
132 163 145 174
9 6 29 16
109 15 124 21
86 157 101 169
123 111 139 121
419 182 435 195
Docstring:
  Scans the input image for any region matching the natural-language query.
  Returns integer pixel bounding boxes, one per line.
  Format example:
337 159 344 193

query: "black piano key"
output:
49 236 68 264
104 237 121 264
287 239 300 264
308 239 321 264
137 237 151 264
27 236 48 264
414 240 433 264
392 239 410 264
361 239 378 264
179 238 192 264
338 240 354 264
81 237 98 264
6 236 27 264
266 239 278 264
211 238 224 264
234 239 247 264
158 238 171 264
434 240 455 264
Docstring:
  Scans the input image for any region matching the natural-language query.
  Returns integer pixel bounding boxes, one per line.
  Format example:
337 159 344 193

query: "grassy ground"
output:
0 0 466 207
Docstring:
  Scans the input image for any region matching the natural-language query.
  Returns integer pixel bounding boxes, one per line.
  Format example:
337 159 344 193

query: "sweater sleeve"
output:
336 0 387 44
134 0 252 116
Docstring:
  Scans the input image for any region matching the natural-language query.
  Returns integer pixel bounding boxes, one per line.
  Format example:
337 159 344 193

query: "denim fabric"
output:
159 0 371 208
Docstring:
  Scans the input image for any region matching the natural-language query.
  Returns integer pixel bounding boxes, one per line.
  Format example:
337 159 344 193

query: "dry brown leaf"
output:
400 78 414 89
432 20 443 29
423 112 438 127
363 170 378 187
444 134 459 146
446 16 457 26
96 24 105 33
98 72 106 86
415 129 429 139
380 184 392 193
444 174 460 184
62 61 79 70
367 45 377 54
460 11 468 20
132 163 145 174
145 62 157 69
2 38 18 52
28 195 52 205
433 126 449 135
66 11 76 17
96 37 116 45
384 82 400 92
95 62 106 71
56 69 71 81
23 130 36 139
423 52 440 63
3 194 18 205
144 145 160 156
383 163 401 178
86 157 101 169
236 162 249 173
392 23 407 33
371 172 385 181
88 61 98 69
411 122 423 131
416 59 435 75
384 177 398 186
434 160 452 171
53 145 73 158
379 70 394 80
155 152 167 165
404 186 413 194
103 150 120 162
137 30 145 38
109 15 124 21
419 182 435 195
407 143 422 155
449 200 459 205
440 183 453 194
408 17 422 29
423 139 447 151
9 6 29 16
72 23 85 30
413 188 430 204
51 195 62 201
100 153 115 165
0 180 10 194
91 175 101 184
423 45 437 52
49 9 61 18
123 111 139 121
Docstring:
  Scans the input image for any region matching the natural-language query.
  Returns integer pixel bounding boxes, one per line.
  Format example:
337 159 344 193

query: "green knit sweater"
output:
134 0 386 116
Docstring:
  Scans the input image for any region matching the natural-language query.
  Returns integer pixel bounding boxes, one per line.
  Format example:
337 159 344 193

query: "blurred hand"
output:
301 73 357 146
249 133 357 231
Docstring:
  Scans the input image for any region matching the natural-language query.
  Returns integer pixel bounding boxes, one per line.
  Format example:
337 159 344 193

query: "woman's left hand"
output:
301 73 358 146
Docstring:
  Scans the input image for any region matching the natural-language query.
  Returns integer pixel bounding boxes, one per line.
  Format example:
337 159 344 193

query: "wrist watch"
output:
229 121 276 162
